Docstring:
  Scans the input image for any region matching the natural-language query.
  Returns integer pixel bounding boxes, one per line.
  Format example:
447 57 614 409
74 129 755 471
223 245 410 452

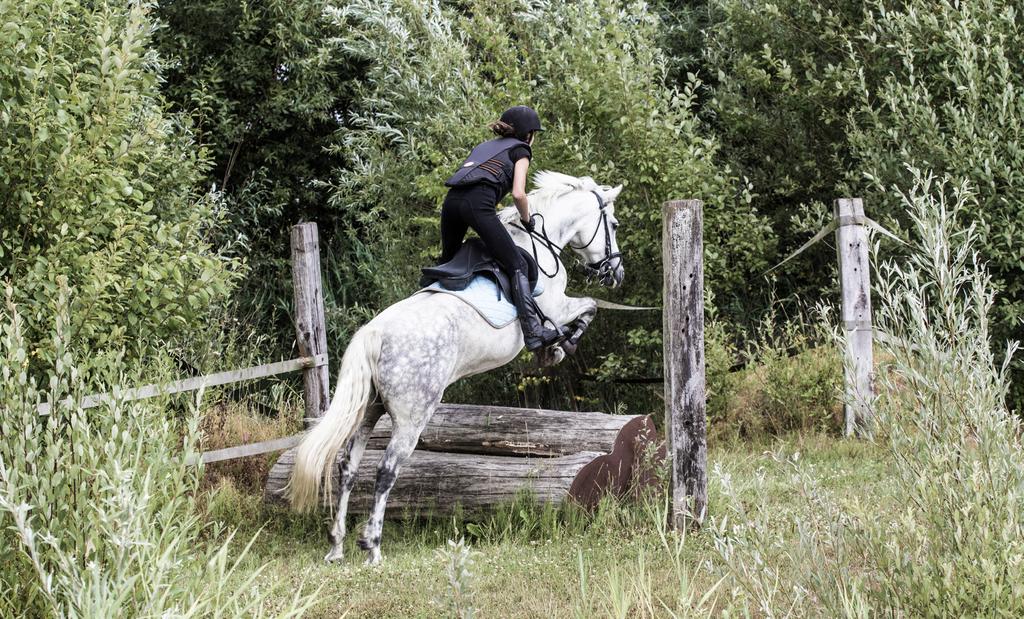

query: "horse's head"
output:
525 172 626 288
566 182 624 288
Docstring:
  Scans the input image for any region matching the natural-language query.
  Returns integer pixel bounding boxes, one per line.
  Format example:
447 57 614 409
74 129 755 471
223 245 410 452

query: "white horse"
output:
286 171 625 565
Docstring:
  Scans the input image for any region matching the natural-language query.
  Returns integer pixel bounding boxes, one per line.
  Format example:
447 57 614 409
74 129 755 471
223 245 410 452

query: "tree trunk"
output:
268 449 607 516
366 404 647 456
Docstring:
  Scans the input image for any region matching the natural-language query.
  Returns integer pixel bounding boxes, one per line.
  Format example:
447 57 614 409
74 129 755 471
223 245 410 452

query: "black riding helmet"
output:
499 105 544 142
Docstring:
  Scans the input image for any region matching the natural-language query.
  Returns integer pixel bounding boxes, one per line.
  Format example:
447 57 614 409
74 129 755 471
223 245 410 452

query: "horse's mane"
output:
497 171 600 224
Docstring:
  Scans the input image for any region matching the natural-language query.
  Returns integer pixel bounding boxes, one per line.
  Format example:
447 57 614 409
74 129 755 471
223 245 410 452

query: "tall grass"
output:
0 285 315 617
708 171 1024 615
854 171 1024 614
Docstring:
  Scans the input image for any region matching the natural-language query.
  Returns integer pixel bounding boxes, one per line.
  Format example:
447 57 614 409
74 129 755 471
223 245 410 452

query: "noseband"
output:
516 190 622 285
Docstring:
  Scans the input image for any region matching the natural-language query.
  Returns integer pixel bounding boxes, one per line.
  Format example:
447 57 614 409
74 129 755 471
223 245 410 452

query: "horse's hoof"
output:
535 346 565 367
324 545 345 563
364 548 383 566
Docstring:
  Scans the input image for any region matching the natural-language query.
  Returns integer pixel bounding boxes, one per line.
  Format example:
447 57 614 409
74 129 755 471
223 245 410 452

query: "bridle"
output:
515 190 622 286
570 190 622 285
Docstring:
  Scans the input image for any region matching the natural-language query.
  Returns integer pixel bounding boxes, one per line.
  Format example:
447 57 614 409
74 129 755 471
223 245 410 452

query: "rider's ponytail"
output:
489 119 516 137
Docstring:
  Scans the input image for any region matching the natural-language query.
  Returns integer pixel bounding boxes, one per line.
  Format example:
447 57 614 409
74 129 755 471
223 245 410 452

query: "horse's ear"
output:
607 184 624 201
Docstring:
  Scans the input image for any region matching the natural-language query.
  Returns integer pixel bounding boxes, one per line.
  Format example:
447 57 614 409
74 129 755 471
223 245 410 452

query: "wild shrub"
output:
0 0 238 373
0 289 314 616
700 0 1024 400
709 304 841 442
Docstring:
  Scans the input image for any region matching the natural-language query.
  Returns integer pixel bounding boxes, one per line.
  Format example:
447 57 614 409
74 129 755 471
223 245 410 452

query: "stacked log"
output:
265 404 664 516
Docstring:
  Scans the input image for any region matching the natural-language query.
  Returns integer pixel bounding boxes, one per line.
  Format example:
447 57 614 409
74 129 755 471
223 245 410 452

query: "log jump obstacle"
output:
266 405 663 514
35 218 668 509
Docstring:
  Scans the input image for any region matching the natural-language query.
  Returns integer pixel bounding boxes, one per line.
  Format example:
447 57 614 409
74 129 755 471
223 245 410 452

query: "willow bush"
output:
842 0 1024 353
0 288 314 616
323 0 772 410
0 0 238 374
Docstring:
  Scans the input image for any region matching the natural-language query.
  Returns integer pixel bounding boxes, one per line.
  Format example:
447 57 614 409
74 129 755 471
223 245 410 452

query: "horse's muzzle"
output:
592 258 624 288
610 263 625 288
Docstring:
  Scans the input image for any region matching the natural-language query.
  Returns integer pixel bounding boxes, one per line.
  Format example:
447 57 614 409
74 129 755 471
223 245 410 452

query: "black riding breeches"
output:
439 183 526 275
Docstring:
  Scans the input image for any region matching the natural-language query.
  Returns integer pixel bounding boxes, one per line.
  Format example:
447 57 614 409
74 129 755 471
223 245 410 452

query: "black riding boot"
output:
510 269 563 351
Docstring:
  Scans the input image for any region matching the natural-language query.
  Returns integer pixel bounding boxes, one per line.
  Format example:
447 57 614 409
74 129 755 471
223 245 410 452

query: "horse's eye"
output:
611 222 619 230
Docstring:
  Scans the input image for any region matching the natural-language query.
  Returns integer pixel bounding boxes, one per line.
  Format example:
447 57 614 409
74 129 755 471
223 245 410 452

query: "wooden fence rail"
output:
36 354 326 417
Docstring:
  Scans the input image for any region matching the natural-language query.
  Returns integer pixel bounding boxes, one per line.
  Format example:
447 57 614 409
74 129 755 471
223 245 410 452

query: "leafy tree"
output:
0 0 238 372
154 0 366 356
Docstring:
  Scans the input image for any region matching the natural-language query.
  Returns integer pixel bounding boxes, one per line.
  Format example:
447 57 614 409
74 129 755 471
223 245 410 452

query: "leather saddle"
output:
420 238 539 301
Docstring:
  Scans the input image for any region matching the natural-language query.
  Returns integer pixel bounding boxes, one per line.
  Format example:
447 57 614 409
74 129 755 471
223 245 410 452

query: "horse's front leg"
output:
535 297 598 366
558 296 598 356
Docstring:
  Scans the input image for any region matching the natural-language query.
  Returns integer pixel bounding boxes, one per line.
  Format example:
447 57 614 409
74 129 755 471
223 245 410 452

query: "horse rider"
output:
438 105 563 351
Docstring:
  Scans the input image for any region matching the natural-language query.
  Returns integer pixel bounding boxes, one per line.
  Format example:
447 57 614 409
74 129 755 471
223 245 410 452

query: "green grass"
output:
200 432 891 618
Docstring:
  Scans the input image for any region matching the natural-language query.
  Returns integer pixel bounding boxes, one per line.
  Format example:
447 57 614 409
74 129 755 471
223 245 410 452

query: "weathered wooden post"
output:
834 198 874 436
662 199 708 529
291 222 330 427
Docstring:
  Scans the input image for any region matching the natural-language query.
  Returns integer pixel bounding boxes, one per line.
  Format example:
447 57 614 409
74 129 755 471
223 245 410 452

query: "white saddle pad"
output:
420 274 545 328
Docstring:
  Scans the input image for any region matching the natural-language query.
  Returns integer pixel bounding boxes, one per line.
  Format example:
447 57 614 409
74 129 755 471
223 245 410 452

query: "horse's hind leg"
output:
357 401 435 565
325 400 384 563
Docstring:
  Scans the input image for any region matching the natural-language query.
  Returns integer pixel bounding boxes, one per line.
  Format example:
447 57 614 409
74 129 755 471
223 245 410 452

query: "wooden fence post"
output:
292 222 330 427
834 198 874 436
662 199 708 529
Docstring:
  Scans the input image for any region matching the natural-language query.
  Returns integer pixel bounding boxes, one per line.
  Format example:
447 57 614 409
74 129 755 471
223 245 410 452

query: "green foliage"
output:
0 0 238 370
700 0 860 209
679 0 862 317
0 290 314 616
699 0 1024 399
154 0 365 357
710 304 841 442
840 0 1024 350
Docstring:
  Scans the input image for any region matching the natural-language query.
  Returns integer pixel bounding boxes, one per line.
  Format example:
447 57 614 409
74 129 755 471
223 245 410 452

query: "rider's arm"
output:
511 157 530 223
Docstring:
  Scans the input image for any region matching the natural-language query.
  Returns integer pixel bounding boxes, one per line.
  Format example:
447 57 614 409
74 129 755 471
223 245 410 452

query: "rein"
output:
513 190 622 285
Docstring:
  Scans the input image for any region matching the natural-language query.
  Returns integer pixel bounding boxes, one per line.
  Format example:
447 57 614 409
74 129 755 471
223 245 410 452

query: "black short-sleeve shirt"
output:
509 145 531 164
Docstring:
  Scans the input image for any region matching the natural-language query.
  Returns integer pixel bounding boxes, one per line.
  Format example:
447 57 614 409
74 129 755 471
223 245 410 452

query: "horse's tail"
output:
286 326 381 513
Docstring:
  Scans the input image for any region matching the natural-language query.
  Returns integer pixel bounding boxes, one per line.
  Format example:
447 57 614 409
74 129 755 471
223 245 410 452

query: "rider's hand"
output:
520 214 536 233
